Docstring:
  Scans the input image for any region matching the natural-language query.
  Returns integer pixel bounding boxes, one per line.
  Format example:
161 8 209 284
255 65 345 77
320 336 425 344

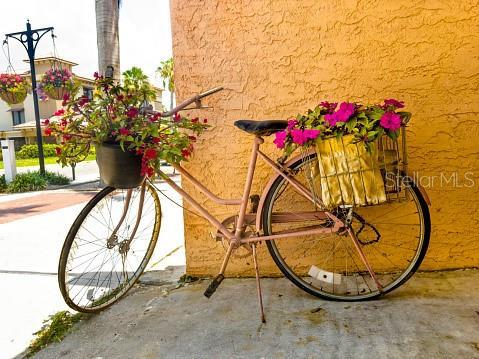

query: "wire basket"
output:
309 126 407 210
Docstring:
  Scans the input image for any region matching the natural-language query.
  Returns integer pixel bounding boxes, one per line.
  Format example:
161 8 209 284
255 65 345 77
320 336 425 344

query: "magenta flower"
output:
273 130 287 148
319 101 338 113
287 119 298 130
291 129 320 145
380 112 401 131
383 99 404 109
324 102 355 127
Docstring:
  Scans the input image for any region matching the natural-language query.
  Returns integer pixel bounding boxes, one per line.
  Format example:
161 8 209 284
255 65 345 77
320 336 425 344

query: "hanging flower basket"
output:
0 74 29 105
44 86 70 101
37 68 75 101
43 67 209 184
95 142 143 189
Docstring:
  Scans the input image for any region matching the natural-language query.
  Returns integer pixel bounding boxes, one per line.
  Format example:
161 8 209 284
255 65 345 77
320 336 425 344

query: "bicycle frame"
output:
158 136 345 246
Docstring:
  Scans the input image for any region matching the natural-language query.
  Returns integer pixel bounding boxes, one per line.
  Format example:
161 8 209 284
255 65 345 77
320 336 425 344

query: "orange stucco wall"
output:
170 1 479 276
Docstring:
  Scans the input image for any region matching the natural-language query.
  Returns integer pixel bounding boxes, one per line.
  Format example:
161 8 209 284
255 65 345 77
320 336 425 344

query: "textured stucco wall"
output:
170 0 479 276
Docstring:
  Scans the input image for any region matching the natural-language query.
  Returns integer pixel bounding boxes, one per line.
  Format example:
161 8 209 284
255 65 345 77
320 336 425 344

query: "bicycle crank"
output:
215 215 254 258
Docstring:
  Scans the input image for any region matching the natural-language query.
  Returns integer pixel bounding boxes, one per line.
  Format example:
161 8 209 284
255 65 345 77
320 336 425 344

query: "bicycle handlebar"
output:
158 86 224 117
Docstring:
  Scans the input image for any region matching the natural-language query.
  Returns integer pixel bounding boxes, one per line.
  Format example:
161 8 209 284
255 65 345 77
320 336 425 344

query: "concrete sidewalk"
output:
32 269 479 359
0 174 184 358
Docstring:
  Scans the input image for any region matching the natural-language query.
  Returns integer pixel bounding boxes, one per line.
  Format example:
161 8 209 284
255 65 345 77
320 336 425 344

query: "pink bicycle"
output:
58 87 431 322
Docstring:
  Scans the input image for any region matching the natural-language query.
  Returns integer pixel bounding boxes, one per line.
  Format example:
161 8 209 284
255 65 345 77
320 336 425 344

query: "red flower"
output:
173 112 181 122
141 165 154 177
93 71 100 80
191 117 199 123
116 94 124 101
181 149 191 158
383 99 404 109
136 148 144 155
78 96 89 107
149 113 161 122
152 137 161 144
188 136 196 141
119 127 130 136
203 118 208 124
143 148 157 160
63 134 72 141
44 128 52 136
42 119 50 125
55 147 62 155
126 107 139 118
54 109 65 116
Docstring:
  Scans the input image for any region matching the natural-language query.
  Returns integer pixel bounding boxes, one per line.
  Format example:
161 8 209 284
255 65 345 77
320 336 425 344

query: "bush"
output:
0 175 6 193
4 171 71 193
41 171 70 185
7 172 47 193
16 144 58 159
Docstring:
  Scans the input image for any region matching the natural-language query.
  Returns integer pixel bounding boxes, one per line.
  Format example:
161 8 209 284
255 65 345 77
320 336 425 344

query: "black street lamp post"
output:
5 21 54 175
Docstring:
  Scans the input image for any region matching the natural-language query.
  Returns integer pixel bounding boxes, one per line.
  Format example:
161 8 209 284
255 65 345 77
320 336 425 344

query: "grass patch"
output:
26 311 85 357
0 153 96 170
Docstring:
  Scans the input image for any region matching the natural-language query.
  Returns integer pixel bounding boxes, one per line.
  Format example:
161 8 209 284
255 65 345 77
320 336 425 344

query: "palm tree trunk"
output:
95 0 121 80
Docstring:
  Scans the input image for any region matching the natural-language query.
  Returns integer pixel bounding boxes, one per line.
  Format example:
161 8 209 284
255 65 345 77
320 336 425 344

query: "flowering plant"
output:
44 67 208 177
37 68 76 100
0 73 29 104
274 99 411 156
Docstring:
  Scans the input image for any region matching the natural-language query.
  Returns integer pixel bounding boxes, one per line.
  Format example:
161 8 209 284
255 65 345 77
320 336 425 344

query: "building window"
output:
83 87 93 100
12 109 25 126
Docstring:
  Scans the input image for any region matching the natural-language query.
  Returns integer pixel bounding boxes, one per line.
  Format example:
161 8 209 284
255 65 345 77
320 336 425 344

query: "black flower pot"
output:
95 142 143 189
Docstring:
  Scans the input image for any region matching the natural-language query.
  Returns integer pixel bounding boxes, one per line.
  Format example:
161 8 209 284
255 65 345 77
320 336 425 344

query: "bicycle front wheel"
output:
58 181 161 312
262 153 430 301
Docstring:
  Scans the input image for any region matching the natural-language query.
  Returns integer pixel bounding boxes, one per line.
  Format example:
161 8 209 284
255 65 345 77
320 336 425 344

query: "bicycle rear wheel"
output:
262 153 430 300
58 181 161 312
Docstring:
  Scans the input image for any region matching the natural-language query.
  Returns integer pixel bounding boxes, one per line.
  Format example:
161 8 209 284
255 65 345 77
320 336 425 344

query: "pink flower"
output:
324 102 355 126
291 129 320 145
273 131 287 148
320 101 338 113
287 119 298 130
383 99 404 109
380 112 401 131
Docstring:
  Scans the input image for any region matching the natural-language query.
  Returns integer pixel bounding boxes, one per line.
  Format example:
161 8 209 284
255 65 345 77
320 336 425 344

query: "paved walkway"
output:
0 173 185 359
0 191 97 224
31 269 479 359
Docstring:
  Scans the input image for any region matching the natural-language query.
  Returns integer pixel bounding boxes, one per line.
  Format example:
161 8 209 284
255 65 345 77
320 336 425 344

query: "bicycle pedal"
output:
204 274 224 298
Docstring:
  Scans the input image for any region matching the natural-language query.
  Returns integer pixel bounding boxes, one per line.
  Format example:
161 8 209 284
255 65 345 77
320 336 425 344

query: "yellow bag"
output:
314 135 386 209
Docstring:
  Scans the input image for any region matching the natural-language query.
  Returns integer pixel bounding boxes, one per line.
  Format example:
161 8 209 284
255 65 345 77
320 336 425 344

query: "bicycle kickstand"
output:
252 243 266 323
